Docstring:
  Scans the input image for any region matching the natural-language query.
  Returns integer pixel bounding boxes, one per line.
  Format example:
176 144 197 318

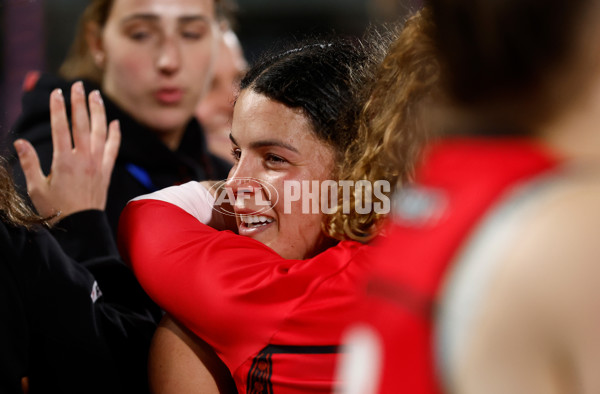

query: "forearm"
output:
130 181 228 229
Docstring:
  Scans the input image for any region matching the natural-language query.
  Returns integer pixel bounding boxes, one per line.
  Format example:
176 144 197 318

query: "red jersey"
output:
349 138 560 394
118 186 371 393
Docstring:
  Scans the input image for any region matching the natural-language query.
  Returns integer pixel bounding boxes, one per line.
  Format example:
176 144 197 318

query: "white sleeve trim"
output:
130 181 216 224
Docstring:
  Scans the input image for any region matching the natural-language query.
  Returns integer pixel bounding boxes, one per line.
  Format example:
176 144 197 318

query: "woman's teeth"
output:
240 215 274 227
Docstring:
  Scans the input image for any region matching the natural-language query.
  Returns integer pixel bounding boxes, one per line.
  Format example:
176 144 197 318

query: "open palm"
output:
14 81 121 222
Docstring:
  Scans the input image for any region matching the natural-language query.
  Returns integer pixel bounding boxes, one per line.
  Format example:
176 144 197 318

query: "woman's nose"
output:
225 160 276 211
226 159 263 197
226 165 256 194
156 38 181 75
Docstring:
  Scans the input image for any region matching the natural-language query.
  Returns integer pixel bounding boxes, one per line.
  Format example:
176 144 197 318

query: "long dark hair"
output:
0 158 47 229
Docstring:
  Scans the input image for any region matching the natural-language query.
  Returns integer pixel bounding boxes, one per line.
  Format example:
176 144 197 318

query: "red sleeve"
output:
118 198 350 373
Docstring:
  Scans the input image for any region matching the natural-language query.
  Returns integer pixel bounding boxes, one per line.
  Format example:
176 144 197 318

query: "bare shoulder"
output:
504 173 600 288
451 172 600 394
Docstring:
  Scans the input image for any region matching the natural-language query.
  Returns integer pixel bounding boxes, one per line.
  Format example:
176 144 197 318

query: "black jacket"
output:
0 210 160 393
5 74 232 238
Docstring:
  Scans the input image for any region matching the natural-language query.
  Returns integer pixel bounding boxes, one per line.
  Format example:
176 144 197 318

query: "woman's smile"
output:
226 90 335 260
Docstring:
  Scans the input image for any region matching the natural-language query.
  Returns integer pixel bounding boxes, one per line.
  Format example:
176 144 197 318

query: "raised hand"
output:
14 81 121 222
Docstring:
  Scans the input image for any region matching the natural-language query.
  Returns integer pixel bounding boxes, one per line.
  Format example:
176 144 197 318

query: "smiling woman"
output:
227 90 337 260
118 36 393 393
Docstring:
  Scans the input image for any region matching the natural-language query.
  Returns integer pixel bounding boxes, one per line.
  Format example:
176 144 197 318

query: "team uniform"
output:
119 182 372 394
342 138 560 394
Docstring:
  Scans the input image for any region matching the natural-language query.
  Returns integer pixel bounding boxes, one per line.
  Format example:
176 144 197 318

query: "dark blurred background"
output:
0 0 421 141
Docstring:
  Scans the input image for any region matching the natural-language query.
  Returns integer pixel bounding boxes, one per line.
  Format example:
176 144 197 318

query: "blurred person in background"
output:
196 27 247 164
5 0 227 390
6 0 231 239
340 1 600 392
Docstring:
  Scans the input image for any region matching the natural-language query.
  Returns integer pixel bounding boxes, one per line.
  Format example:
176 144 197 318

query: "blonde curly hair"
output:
324 8 441 242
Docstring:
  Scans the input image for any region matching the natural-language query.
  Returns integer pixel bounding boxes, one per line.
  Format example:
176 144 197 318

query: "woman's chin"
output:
138 108 194 135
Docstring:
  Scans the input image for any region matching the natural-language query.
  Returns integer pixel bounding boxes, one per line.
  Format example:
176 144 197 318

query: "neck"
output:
156 127 185 151
541 73 600 163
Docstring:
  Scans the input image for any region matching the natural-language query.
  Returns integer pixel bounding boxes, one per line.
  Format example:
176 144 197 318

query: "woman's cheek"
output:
114 48 150 81
268 173 297 213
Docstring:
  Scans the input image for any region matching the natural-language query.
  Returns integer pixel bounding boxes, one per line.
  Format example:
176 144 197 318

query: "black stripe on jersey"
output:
247 348 273 394
246 345 340 393
264 344 339 354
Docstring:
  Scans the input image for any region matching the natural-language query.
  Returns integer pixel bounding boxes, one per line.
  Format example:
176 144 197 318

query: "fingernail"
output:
92 90 103 104
14 140 26 155
52 88 63 101
109 119 120 131
74 81 84 94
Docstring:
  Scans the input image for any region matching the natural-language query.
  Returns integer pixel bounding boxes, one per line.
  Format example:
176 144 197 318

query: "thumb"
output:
14 139 46 195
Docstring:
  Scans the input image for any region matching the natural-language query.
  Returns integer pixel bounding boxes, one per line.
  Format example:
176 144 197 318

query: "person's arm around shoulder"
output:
129 180 236 231
452 180 600 394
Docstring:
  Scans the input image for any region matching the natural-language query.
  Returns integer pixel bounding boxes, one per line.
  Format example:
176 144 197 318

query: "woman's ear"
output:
86 21 105 68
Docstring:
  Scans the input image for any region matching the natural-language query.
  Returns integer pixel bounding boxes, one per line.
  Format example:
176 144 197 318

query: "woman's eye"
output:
265 154 287 165
181 24 207 41
182 31 203 40
129 30 151 41
231 148 241 161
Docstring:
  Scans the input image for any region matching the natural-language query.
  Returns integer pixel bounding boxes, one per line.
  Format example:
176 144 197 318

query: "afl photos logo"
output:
207 177 280 217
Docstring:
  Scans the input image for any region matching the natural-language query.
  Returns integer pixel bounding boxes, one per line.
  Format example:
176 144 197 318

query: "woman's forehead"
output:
232 91 316 144
109 0 215 21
